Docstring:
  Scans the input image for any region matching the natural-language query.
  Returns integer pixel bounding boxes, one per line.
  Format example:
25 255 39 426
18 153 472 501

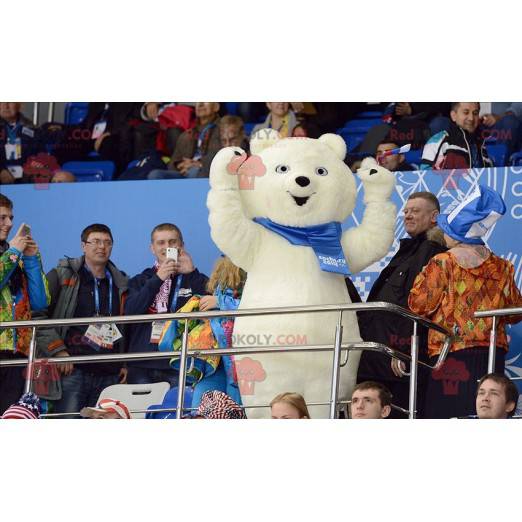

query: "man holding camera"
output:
0 194 49 414
124 223 208 386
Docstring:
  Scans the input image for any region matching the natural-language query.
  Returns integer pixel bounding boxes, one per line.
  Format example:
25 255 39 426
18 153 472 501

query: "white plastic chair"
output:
97 382 170 419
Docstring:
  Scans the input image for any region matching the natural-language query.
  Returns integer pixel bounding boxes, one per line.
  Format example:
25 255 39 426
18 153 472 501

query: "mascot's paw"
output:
209 146 247 188
357 157 395 202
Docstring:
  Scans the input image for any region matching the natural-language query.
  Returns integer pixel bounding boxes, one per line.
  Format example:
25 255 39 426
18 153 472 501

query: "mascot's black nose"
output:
369 169 378 175
295 176 310 187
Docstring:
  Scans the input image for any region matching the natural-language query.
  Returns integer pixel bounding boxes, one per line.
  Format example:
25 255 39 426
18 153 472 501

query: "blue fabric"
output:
253 217 350 275
437 185 506 244
146 386 194 419
192 361 241 407
21 254 48 311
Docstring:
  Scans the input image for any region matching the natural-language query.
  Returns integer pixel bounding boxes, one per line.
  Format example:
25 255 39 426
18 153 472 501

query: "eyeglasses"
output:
84 239 113 247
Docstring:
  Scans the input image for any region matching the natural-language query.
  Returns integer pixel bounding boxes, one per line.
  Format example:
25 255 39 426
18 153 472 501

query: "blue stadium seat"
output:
342 118 382 133
485 142 508 167
244 122 257 136
62 161 115 182
225 102 239 115
337 129 366 153
64 102 89 126
404 148 422 166
510 151 522 167
145 386 194 419
355 111 384 119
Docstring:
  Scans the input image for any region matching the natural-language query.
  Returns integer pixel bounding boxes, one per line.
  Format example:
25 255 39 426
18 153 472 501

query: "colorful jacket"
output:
0 245 50 355
409 248 522 357
420 122 493 170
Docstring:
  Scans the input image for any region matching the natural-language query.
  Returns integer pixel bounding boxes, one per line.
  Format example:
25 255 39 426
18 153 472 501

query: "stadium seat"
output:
404 148 423 167
225 102 239 115
62 161 115 182
244 122 257 136
337 129 366 153
355 111 384 119
510 151 522 167
486 142 508 167
64 102 89 126
97 382 170 419
342 118 382 133
145 386 194 419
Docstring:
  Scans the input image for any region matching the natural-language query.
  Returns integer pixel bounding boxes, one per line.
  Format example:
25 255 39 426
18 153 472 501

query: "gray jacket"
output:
35 256 129 358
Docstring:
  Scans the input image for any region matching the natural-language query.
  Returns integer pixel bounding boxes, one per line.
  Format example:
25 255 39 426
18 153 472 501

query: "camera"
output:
166 247 178 262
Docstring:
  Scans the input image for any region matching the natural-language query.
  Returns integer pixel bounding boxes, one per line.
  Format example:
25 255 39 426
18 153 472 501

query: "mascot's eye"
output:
315 167 328 176
275 164 290 174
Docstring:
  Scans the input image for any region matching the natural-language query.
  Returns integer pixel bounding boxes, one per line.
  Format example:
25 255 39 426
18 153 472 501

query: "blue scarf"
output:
253 217 350 275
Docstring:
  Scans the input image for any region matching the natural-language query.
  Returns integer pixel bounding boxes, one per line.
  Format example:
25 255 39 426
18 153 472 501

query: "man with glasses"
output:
36 224 128 417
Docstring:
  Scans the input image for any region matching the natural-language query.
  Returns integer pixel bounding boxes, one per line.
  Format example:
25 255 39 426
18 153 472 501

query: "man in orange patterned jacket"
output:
409 185 522 418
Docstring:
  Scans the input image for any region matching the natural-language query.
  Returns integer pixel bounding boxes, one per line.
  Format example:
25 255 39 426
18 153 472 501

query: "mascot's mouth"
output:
288 191 315 207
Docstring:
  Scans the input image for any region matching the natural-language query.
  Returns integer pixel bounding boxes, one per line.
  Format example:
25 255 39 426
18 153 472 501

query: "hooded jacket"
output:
35 256 128 363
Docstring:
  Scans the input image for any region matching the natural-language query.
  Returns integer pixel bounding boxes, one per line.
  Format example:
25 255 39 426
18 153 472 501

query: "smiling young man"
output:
476 373 519 419
350 381 392 419
0 194 49 414
357 192 446 418
421 102 494 170
36 224 128 417
124 223 208 386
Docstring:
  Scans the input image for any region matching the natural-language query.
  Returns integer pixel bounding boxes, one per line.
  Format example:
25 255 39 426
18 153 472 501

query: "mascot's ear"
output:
360 156 378 169
250 128 281 155
318 133 347 160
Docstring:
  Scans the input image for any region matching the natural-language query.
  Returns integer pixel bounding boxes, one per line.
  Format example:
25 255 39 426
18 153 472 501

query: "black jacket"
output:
124 267 209 370
357 230 447 382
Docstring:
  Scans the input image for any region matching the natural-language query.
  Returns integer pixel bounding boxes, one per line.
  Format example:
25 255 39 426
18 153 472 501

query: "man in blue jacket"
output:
125 223 209 386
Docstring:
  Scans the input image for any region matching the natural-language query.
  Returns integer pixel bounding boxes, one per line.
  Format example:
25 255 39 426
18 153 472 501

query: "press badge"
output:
7 165 23 179
83 323 122 350
91 121 107 140
150 320 166 344
5 141 22 160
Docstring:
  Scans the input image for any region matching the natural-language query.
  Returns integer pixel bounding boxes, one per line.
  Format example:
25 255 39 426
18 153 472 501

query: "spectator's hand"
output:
391 358 407 378
23 239 39 256
119 367 128 384
145 102 159 121
395 103 412 117
55 350 74 376
290 102 304 113
199 295 218 311
9 224 31 253
157 258 177 281
1 169 15 184
176 250 195 275
94 132 111 152
481 113 501 127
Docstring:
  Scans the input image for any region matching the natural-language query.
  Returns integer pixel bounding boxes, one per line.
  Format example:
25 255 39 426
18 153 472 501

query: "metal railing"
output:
0 302 452 419
474 307 522 374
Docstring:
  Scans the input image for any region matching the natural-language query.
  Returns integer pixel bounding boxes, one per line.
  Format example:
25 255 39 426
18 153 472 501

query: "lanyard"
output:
6 123 22 144
170 275 183 312
194 123 215 158
85 265 113 316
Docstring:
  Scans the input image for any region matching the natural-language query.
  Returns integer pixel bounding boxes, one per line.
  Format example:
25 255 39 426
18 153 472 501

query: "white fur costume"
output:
207 131 396 418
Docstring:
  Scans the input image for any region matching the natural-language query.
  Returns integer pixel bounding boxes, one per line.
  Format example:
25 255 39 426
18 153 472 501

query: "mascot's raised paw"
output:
357 156 395 202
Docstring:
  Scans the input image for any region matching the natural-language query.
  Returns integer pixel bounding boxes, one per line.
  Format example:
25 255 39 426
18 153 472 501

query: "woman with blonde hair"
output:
270 392 311 419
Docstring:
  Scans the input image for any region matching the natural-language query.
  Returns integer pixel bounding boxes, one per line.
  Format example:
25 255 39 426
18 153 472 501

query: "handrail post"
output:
408 321 419 420
329 311 343 419
32 102 39 126
175 319 189 419
47 102 55 122
487 316 498 374
24 327 37 394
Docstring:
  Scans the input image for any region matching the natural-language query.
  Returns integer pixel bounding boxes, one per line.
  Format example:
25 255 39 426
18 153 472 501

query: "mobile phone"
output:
18 223 31 237
166 247 178 262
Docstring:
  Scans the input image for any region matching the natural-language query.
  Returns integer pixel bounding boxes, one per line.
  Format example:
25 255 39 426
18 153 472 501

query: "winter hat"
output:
437 185 506 245
195 390 246 419
1 392 41 419
80 398 131 419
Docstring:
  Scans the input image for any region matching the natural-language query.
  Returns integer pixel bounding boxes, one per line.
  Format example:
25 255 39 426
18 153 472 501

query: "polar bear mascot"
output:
207 129 396 418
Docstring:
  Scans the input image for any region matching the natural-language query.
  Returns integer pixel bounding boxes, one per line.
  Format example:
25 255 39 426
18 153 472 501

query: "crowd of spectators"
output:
2 101 521 184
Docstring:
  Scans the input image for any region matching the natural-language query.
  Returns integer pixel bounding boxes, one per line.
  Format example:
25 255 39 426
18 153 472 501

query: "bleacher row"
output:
36 103 522 182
